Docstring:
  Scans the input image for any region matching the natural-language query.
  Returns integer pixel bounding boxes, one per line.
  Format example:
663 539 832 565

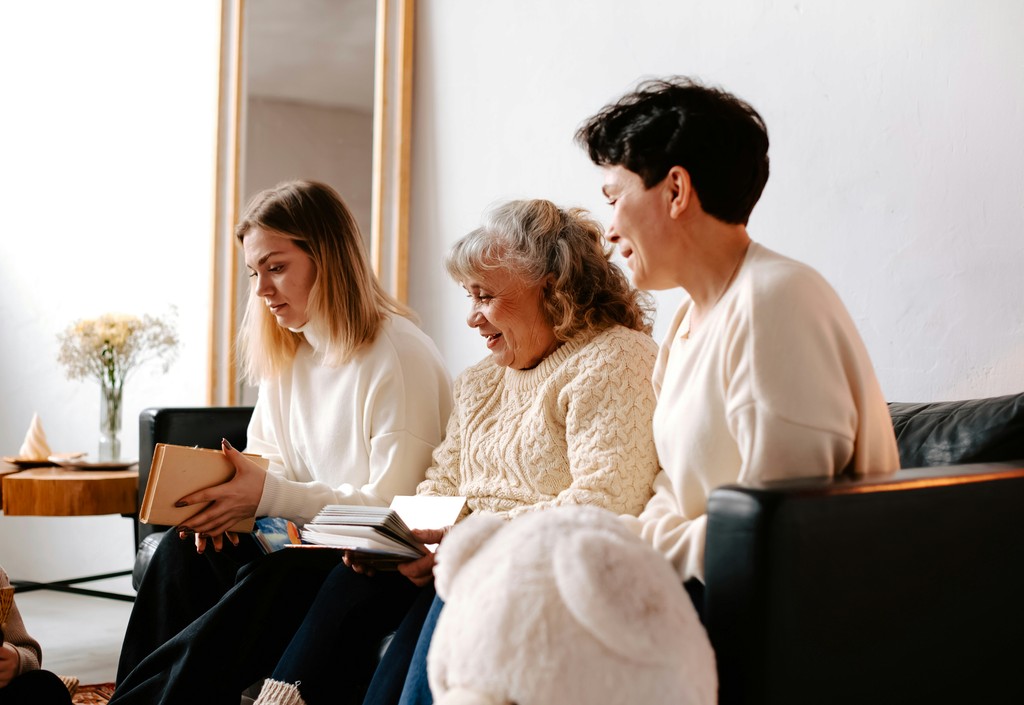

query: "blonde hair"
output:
235 180 414 382
446 199 653 341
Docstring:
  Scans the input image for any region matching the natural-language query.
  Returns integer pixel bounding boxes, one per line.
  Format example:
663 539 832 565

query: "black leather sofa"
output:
132 406 253 590
706 393 1024 704
133 393 1024 703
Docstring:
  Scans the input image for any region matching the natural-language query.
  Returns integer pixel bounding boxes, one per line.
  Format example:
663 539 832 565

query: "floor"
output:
13 574 134 685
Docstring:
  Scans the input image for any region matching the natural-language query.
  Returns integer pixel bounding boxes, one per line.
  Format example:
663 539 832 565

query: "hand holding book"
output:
178 438 267 537
139 440 270 539
394 527 449 587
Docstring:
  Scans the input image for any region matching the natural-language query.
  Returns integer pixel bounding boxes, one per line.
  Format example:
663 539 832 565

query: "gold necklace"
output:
691 243 749 335
711 242 749 310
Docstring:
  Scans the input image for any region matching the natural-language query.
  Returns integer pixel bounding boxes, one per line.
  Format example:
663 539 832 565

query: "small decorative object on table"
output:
57 311 180 461
1 412 56 467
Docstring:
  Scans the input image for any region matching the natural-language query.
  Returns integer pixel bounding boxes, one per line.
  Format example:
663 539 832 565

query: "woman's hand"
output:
343 527 449 586
0 643 19 688
175 439 266 551
342 551 377 577
397 527 448 587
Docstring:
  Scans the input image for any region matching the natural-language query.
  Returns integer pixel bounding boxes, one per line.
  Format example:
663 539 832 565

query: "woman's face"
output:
602 165 677 291
462 267 559 370
243 227 317 330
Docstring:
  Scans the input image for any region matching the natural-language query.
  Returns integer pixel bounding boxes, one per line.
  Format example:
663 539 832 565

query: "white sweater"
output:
623 243 899 582
248 315 453 525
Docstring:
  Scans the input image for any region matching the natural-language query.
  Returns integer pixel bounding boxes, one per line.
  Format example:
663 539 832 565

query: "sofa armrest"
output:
136 406 254 545
705 462 1024 705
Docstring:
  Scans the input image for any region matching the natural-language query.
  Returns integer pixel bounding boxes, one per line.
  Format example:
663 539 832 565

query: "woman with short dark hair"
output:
577 77 899 587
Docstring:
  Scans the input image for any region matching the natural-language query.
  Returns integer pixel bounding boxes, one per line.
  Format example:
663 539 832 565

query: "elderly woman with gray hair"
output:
254 198 662 705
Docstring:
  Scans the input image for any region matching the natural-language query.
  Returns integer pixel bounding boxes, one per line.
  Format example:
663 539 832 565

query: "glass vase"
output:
99 380 123 461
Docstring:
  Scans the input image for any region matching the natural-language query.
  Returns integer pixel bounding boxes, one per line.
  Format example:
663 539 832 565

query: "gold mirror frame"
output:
207 0 415 405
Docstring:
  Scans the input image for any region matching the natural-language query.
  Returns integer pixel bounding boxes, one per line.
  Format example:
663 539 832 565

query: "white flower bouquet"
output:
57 311 180 459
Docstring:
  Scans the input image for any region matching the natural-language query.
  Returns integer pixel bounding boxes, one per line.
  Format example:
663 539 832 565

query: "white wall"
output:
408 0 1024 403
0 3 220 580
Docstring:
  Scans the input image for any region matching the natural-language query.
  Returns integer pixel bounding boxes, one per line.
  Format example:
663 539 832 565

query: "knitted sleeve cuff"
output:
254 679 307 705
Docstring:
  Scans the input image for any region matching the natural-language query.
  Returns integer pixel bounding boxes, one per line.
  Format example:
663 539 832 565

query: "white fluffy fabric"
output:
429 506 717 705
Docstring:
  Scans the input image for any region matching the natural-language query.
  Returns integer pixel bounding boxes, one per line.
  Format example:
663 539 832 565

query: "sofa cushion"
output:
888 392 1024 468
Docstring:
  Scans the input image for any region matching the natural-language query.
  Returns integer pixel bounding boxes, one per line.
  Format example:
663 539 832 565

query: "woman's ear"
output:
666 166 693 219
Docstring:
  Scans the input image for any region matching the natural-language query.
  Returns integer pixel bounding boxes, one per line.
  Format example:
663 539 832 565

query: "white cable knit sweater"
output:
418 324 660 519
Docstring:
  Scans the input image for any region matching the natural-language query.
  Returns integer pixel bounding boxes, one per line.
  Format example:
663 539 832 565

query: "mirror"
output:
242 0 376 243
208 0 415 406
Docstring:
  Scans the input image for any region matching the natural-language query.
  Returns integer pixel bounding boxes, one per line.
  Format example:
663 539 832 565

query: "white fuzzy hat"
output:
428 505 717 705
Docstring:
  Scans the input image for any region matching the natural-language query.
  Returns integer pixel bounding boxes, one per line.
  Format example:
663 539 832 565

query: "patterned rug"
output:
73 682 115 705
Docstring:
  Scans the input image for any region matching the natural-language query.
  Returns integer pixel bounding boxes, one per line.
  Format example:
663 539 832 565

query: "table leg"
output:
11 569 135 602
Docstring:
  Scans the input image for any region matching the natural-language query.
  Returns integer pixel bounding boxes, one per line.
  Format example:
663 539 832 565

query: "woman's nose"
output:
467 308 484 328
255 273 273 297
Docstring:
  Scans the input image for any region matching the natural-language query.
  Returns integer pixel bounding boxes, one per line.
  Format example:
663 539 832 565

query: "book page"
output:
389 495 467 549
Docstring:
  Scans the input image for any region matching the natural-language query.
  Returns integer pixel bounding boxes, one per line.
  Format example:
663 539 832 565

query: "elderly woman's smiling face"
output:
463 268 559 370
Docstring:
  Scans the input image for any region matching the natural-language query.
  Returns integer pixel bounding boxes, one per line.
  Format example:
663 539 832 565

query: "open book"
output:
296 495 467 566
139 443 269 533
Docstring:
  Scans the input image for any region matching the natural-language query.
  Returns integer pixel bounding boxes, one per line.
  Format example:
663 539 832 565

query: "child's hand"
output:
0 643 20 688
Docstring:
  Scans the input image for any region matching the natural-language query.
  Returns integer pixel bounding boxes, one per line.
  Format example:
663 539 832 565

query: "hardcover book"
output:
139 443 269 532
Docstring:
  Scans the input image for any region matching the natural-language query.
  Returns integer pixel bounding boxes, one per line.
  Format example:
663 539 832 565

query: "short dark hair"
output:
575 77 770 225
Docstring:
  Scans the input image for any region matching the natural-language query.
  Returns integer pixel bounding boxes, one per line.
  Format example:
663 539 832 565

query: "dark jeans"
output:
270 564 426 705
0 670 72 705
394 594 444 705
361 584 437 705
111 532 345 705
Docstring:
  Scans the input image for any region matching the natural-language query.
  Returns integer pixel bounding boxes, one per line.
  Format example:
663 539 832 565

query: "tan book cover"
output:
139 443 269 532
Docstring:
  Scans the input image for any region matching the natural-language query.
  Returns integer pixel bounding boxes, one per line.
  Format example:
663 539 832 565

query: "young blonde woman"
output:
110 181 453 705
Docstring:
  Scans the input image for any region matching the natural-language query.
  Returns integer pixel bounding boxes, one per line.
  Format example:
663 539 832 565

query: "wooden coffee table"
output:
2 462 139 601
2 465 138 516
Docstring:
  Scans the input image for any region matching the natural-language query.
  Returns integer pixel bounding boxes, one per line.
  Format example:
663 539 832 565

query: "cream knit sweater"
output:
418 324 660 519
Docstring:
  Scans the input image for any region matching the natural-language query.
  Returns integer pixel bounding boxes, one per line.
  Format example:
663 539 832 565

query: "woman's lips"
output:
485 332 502 349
